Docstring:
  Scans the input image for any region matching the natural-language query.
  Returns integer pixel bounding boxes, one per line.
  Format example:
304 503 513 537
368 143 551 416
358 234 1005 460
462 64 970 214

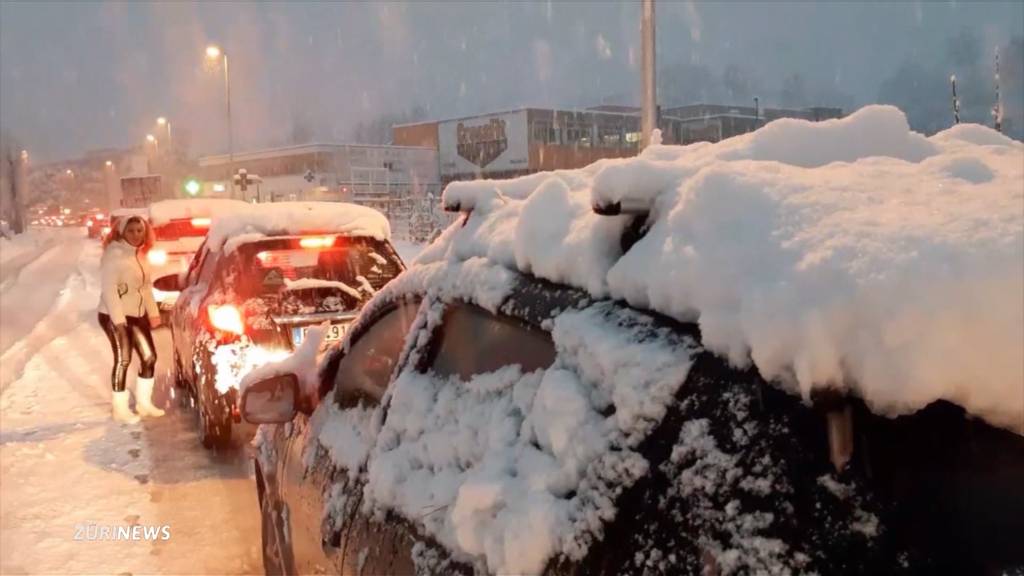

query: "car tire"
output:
197 373 232 450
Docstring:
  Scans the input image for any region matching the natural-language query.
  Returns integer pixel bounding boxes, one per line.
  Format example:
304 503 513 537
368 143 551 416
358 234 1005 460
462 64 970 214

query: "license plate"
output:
292 323 346 346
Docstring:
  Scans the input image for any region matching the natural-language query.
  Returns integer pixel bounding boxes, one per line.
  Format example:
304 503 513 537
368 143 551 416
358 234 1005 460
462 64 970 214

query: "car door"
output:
273 298 423 575
170 245 205 372
175 247 220 382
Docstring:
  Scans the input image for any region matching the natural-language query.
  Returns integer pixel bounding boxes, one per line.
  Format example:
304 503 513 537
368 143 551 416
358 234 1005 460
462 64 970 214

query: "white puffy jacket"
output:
98 240 160 325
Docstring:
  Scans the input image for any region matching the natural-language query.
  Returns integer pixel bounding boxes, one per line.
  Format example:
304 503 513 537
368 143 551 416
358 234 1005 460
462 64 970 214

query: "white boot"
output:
135 377 165 418
112 390 141 424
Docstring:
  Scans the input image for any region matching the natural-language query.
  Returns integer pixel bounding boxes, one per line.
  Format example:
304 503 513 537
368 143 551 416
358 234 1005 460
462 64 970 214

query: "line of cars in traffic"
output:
86 172 1020 574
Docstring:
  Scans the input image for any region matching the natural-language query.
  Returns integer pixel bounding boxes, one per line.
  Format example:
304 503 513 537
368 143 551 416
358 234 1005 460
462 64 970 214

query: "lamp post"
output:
146 133 159 154
640 0 657 148
206 44 235 198
157 117 172 153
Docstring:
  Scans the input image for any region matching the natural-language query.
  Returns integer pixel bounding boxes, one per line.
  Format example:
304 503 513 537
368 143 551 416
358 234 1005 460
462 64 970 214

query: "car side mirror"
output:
241 373 299 424
154 273 182 292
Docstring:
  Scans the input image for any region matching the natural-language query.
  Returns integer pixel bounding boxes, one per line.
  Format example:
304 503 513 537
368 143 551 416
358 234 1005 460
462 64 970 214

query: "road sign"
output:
233 169 262 192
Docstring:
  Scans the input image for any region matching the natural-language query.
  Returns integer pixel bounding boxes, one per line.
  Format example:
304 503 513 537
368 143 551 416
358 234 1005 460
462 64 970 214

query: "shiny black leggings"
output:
98 313 157 392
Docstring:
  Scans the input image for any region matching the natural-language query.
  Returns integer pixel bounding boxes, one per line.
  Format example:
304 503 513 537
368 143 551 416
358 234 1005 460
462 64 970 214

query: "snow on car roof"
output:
205 201 391 253
148 198 249 226
424 105 1024 435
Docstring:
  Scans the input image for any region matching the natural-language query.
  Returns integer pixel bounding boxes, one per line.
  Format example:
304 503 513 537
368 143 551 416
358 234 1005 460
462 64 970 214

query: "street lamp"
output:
157 116 172 152
205 43 235 198
105 160 113 167
146 133 159 154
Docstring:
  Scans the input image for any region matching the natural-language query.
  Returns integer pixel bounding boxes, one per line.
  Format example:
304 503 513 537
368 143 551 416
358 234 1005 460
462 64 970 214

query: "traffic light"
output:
184 179 201 196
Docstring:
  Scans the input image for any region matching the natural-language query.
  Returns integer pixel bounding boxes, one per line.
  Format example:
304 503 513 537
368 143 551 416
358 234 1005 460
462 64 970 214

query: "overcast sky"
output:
2 1 1021 162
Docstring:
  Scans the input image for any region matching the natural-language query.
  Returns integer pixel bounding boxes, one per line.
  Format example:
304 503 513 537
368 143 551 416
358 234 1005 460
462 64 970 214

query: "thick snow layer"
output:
428 105 1024 434
205 202 391 253
148 198 249 226
283 277 362 300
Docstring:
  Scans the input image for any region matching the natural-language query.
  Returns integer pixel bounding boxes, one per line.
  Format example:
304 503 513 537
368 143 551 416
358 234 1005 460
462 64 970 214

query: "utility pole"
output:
640 0 657 148
993 48 1003 133
951 75 961 125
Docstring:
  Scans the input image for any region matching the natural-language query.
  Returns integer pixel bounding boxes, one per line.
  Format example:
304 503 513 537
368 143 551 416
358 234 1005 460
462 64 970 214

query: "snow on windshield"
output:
205 202 391 253
424 105 1024 434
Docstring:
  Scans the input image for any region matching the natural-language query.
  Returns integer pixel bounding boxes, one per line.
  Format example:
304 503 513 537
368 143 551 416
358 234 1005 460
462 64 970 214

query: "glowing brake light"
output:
208 305 245 335
101 226 111 236
191 217 212 227
299 236 336 249
86 219 94 227
148 249 168 266
96 213 105 220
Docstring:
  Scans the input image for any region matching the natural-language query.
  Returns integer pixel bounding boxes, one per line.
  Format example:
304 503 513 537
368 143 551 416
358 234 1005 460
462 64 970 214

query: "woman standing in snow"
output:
98 215 164 423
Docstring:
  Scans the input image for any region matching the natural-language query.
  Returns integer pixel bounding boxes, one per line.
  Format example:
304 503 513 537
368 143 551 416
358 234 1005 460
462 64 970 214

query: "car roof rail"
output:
591 197 653 216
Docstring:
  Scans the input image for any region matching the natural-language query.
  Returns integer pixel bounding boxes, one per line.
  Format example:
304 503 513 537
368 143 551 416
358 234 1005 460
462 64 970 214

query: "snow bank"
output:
0 228 50 268
426 105 1024 434
205 202 390 253
148 198 249 226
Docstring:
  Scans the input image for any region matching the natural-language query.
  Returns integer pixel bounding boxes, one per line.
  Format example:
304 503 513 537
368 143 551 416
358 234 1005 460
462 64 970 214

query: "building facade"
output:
197 143 440 207
395 104 844 185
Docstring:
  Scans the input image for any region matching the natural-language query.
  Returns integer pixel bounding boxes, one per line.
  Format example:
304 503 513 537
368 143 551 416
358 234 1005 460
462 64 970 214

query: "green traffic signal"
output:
184 179 201 196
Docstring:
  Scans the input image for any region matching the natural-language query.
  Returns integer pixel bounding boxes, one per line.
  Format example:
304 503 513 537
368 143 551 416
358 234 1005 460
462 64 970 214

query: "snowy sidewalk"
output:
1 232 263 575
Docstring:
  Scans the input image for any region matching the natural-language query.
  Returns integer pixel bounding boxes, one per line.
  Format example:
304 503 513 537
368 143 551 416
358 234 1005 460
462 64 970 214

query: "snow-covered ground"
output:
1 231 263 575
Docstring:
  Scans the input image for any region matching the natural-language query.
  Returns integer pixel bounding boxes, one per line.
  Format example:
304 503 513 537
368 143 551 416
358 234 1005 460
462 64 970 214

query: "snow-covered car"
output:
155 202 404 449
146 198 249 316
240 107 1024 575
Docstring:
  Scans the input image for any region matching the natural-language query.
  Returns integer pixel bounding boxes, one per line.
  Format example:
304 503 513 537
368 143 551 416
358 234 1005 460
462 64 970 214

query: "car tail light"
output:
96 213 105 220
299 236 336 248
208 304 245 335
101 226 111 236
148 249 168 266
191 217 212 227
86 219 94 227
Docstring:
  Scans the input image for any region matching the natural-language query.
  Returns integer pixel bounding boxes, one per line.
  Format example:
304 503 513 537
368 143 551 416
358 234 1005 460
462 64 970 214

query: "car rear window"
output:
154 219 210 240
240 237 402 295
429 304 556 381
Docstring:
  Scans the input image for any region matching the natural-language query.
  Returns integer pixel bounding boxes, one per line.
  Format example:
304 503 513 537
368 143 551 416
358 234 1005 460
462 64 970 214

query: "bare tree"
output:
0 132 27 235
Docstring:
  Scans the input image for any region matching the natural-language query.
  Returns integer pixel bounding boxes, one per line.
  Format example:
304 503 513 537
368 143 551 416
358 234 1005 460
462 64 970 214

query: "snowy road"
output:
1 231 263 575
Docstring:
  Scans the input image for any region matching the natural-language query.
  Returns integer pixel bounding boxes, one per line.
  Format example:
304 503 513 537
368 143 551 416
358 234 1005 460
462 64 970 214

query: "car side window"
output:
429 304 556 381
196 250 221 287
332 301 421 407
185 246 207 287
